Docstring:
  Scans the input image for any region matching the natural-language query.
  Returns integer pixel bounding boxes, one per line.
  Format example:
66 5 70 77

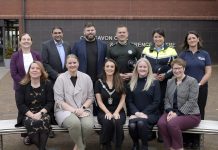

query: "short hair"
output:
19 33 32 41
171 58 186 68
84 22 95 29
51 26 63 33
116 25 128 31
152 28 165 38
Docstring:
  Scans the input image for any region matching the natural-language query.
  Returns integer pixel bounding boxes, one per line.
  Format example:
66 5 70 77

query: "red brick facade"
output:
1 0 218 19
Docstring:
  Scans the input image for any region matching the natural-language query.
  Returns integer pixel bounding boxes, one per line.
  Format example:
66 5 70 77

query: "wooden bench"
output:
1 118 218 150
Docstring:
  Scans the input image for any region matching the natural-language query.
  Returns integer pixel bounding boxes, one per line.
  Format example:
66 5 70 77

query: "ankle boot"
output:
132 142 140 150
141 144 148 150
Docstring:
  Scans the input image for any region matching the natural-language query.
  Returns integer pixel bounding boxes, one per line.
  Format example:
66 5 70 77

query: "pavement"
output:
0 66 218 150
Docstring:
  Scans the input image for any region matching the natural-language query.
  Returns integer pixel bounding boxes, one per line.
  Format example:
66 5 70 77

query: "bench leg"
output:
0 135 3 150
200 134 204 150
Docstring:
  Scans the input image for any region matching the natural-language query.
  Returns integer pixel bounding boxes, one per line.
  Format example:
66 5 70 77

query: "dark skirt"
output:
23 113 51 135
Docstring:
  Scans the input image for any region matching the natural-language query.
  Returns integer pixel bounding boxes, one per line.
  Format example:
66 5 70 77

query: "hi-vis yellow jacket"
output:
142 43 177 79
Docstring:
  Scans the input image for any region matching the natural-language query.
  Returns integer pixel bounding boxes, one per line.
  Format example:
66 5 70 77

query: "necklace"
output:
99 79 115 105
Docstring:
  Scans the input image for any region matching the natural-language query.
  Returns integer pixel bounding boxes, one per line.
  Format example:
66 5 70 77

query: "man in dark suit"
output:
41 26 71 137
71 22 107 115
41 26 71 83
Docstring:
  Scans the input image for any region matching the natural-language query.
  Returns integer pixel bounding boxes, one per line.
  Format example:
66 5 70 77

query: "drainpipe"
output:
22 0 26 33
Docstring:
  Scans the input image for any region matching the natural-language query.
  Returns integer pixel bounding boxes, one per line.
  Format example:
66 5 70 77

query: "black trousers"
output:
128 116 158 147
198 84 208 120
97 110 126 147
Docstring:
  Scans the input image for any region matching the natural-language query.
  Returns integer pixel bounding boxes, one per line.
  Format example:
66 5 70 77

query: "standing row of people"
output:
10 22 211 150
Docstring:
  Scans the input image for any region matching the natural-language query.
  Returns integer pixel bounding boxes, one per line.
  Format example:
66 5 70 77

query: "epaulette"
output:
130 42 137 47
109 42 117 47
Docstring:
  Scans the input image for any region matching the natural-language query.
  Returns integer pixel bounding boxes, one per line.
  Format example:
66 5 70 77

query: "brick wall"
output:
0 0 218 20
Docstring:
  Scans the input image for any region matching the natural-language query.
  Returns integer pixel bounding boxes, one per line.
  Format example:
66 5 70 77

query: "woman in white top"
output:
10 33 41 145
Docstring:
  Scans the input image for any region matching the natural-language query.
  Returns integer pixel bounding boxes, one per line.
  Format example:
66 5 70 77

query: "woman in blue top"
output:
179 31 212 148
127 58 161 150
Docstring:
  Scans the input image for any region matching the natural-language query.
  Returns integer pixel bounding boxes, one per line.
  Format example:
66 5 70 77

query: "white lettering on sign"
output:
96 35 113 41
79 35 176 48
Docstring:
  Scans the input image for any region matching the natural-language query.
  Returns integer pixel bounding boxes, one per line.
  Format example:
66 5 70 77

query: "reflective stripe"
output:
142 47 177 59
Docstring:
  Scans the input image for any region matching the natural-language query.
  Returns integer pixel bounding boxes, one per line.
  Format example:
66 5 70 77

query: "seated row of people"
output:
14 56 201 150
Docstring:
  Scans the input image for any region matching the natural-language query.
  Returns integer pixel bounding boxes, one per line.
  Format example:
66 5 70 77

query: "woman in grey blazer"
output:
157 58 201 150
54 54 94 150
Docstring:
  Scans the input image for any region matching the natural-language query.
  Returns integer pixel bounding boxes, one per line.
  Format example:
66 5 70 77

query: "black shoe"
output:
157 132 163 143
191 142 200 149
48 131 55 138
115 146 122 150
23 136 32 145
157 136 163 143
102 143 112 150
131 143 140 150
147 132 156 141
141 144 148 150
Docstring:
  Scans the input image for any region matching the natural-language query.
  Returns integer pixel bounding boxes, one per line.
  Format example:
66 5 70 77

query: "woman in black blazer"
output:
15 61 53 150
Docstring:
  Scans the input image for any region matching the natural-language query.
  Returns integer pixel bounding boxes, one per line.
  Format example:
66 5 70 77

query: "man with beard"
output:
41 26 71 137
71 22 107 115
42 26 71 83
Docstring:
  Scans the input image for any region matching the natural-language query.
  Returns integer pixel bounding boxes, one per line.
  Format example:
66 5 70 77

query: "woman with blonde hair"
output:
127 58 161 150
15 61 54 150
54 54 94 150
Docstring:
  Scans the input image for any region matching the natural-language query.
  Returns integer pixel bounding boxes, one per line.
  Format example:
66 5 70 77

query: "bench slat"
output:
1 119 218 135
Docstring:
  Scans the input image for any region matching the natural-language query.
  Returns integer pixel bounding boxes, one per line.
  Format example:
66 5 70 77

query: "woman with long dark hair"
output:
95 59 126 150
180 31 212 149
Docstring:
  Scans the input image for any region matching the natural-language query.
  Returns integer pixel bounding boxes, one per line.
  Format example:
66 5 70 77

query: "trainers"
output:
23 136 32 145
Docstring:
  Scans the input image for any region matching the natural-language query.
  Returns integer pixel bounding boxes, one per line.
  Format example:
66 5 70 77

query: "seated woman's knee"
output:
129 122 136 129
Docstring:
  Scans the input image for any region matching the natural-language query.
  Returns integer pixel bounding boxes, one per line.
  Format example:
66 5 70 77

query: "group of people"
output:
10 22 211 150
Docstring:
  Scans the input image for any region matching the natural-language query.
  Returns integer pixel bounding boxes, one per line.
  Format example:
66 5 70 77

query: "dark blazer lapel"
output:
31 51 37 60
63 42 69 70
18 50 26 75
50 40 62 65
80 40 87 69
96 40 101 62
81 40 87 61
63 42 69 57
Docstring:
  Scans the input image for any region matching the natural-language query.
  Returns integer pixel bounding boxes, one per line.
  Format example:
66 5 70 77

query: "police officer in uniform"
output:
142 28 177 142
108 25 141 81
107 25 141 115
